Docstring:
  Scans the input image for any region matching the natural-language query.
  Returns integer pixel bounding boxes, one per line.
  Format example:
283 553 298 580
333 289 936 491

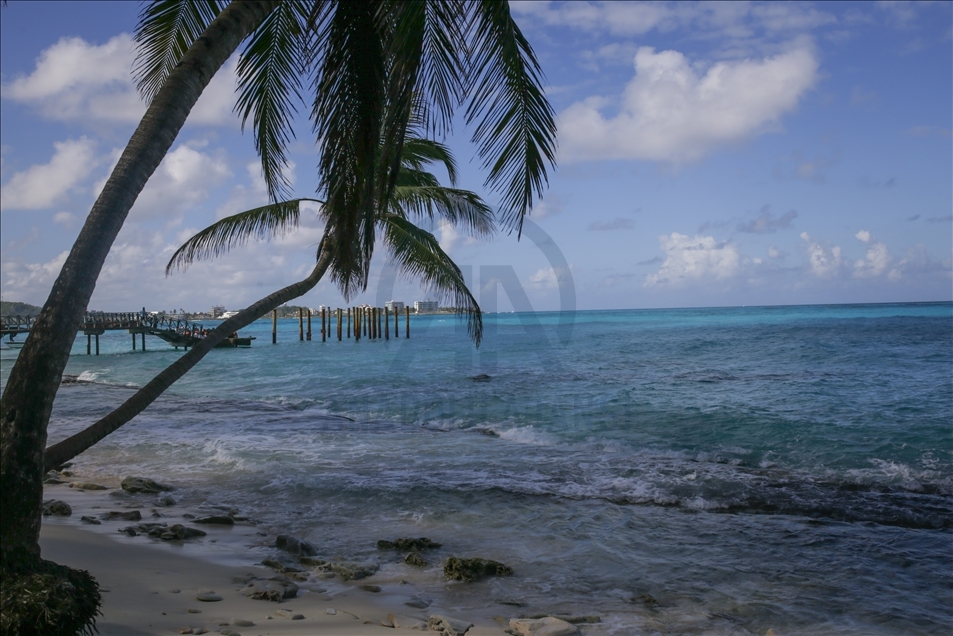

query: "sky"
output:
1 1 951 314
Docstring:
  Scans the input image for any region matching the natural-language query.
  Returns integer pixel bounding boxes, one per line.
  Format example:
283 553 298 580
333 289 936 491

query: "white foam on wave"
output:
77 370 100 382
495 425 559 446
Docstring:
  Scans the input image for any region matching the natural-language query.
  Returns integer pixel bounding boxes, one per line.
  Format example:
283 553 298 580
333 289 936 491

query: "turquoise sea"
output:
3 302 951 634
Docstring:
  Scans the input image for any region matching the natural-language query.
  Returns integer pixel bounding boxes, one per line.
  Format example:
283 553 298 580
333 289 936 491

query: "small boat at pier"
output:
153 331 255 349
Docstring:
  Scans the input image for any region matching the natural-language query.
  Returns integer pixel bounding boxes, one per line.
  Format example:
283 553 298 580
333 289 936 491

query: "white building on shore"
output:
414 300 438 313
385 300 404 313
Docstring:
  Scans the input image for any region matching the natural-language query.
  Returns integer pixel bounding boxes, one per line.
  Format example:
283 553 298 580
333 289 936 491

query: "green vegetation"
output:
0 301 42 316
0 551 101 636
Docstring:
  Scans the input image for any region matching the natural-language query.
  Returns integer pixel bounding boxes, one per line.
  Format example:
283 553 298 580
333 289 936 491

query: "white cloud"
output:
645 233 740 286
853 231 892 278
1 250 69 296
767 246 783 259
854 242 892 278
2 34 240 127
94 144 232 221
53 212 75 225
437 219 461 255
559 46 818 163
800 231 843 277
0 138 98 210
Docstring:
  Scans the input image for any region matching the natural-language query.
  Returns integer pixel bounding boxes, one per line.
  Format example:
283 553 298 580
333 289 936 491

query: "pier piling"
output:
307 309 312 341
385 307 390 340
394 307 399 338
299 308 304 341
337 308 342 341
406 307 410 338
322 307 327 342
272 310 277 344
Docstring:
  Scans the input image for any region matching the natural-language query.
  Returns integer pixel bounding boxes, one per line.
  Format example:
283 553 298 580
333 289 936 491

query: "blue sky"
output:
1 1 950 313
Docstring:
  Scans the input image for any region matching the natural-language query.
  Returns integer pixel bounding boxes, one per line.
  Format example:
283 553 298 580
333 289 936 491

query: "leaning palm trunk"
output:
0 1 279 559
44 248 330 471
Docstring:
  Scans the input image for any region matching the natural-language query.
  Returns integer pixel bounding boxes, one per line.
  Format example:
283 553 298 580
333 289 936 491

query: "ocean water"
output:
3 302 952 634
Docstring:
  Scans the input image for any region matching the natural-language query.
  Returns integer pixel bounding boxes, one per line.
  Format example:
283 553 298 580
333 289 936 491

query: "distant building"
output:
385 300 404 313
414 300 438 313
211 305 226 318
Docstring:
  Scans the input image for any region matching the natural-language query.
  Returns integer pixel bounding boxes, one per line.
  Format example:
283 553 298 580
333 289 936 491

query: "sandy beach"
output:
38 481 588 636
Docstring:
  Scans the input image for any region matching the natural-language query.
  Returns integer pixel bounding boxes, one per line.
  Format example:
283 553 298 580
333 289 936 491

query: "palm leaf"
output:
391 184 494 238
463 0 557 235
166 198 321 273
312 1 387 298
134 0 225 102
401 137 458 186
234 1 312 202
381 213 482 346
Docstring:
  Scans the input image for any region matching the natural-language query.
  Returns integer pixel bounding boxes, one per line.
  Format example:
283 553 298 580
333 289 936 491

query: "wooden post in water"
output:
370 308 375 339
384 307 389 340
337 308 342 340
364 308 368 337
307 309 312 341
378 308 383 340
87 334 91 355
141 332 146 350
321 307 327 342
394 306 399 338
272 309 277 343
132 333 136 350
299 308 304 341
347 308 351 338
95 333 100 355
354 308 360 342
406 306 410 338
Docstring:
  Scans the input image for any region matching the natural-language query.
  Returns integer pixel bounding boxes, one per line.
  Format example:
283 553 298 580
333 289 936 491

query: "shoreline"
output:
39 479 605 636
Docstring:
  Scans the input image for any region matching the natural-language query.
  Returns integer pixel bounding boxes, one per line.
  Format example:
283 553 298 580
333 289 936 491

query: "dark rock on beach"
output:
100 510 142 522
378 537 442 551
79 515 101 525
444 557 512 582
120 476 173 494
261 558 303 573
404 551 428 567
321 561 379 581
41 500 72 516
298 556 327 567
69 482 108 490
429 614 473 636
241 576 298 602
275 534 317 556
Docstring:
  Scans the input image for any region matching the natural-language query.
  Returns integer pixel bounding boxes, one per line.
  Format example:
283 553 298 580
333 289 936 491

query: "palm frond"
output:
401 137 458 186
381 214 482 346
134 0 225 102
413 0 467 138
312 1 387 298
463 1 557 235
235 1 312 202
166 198 321 274
391 185 494 238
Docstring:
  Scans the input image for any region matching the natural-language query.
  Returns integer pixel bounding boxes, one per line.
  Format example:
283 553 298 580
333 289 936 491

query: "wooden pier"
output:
1 311 229 355
2 305 414 354
274 306 410 344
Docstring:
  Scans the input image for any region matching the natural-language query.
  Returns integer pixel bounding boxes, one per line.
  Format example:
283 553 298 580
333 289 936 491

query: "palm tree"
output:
43 134 492 469
1 1 555 628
